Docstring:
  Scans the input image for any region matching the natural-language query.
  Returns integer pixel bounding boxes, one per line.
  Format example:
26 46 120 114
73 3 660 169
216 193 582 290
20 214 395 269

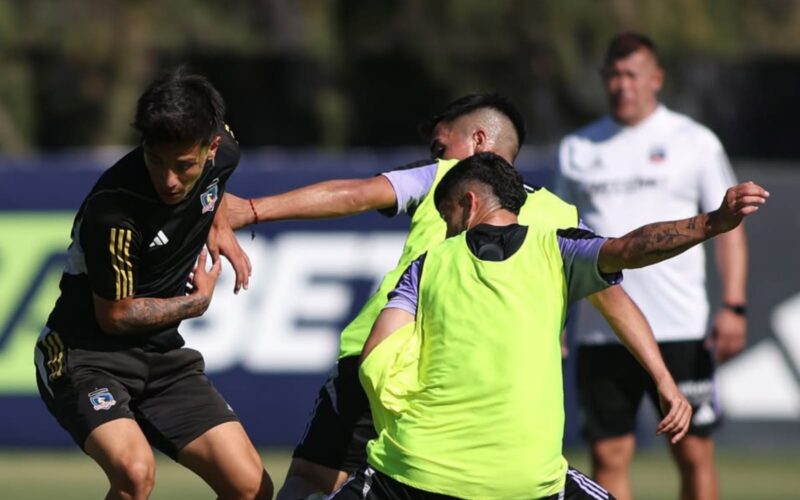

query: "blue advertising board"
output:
1 150 798 449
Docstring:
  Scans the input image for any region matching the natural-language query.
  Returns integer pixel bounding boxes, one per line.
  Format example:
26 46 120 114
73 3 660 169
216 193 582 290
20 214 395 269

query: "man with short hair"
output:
35 68 271 499
330 152 766 500
556 32 747 500
222 93 689 498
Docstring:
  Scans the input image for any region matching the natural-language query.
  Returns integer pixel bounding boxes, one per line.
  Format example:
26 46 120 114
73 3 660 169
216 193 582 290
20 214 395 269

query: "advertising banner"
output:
1 151 797 448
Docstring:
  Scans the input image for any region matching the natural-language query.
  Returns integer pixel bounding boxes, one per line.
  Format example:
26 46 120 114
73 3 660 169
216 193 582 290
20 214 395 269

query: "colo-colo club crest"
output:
89 388 117 411
201 178 220 214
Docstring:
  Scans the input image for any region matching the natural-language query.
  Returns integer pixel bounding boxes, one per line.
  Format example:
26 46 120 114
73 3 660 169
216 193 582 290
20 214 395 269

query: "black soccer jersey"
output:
47 128 240 352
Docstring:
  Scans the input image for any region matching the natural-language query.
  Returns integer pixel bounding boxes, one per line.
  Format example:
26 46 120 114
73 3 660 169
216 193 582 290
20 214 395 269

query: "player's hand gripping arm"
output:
93 248 221 334
588 286 692 443
710 224 748 362
223 175 398 230
207 194 252 294
598 182 768 274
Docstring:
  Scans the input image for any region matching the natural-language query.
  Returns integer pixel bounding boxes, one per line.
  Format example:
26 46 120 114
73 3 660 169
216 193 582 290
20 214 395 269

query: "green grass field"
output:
2 447 798 499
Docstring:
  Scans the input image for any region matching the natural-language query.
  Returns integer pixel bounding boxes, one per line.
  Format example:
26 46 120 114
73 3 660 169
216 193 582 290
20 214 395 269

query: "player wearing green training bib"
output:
344 153 620 499
336 151 766 499
221 94 676 499
338 156 577 360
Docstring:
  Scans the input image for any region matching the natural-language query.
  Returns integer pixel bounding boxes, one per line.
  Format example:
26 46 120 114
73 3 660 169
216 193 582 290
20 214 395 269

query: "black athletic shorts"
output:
34 328 239 460
330 466 615 500
577 340 721 441
292 355 377 473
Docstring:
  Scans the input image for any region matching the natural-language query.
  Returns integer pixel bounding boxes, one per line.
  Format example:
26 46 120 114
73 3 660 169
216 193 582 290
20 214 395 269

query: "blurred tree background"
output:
0 0 798 158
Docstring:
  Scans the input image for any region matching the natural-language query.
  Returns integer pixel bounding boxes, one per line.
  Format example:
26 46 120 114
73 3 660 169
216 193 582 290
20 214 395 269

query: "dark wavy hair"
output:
418 92 526 147
133 67 225 146
434 152 527 215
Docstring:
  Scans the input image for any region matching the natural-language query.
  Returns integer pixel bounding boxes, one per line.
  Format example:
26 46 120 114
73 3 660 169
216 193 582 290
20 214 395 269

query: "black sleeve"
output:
79 196 142 300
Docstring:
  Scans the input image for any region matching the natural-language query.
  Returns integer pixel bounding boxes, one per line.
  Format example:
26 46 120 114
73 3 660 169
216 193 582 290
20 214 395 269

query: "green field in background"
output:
1 447 798 499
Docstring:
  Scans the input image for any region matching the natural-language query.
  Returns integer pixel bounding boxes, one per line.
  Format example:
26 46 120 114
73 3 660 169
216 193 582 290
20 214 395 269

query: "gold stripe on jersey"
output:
123 229 133 297
116 229 127 298
110 228 122 299
110 228 134 299
44 331 66 381
41 334 55 371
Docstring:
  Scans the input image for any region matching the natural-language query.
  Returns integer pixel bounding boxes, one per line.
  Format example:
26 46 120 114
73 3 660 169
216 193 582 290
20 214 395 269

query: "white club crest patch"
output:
201 178 220 214
89 388 117 411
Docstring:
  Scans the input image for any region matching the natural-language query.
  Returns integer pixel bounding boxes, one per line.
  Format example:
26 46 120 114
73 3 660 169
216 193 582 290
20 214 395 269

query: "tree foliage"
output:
0 0 798 154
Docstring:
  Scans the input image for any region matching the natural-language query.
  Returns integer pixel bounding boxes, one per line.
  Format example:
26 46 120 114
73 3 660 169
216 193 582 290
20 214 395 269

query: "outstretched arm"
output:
225 176 398 229
598 182 768 274
589 286 691 443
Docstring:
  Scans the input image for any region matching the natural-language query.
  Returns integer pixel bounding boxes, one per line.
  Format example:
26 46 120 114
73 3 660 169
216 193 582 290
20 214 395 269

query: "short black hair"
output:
419 93 527 146
134 67 225 146
434 152 527 215
604 32 659 65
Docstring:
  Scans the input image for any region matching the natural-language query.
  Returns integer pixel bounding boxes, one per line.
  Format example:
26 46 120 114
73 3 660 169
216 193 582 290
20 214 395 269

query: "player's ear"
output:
462 191 478 230
649 58 665 94
472 129 488 152
207 135 222 162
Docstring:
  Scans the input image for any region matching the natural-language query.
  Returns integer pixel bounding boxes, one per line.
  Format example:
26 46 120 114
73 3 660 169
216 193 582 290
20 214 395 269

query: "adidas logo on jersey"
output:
149 230 169 248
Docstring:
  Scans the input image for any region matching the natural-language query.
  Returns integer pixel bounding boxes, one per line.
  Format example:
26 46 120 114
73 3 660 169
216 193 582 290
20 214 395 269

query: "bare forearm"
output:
600 213 719 273
213 194 231 229
258 179 395 222
224 194 256 230
103 295 210 334
589 287 671 384
226 176 396 230
715 225 747 303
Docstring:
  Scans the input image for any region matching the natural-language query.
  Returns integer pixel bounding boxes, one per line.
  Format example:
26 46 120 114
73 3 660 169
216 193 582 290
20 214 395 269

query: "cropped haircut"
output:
434 152 527 215
134 67 225 146
604 32 660 65
419 93 527 147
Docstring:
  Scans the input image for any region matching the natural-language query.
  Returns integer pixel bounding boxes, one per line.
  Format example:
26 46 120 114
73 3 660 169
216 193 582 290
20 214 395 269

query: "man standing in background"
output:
556 33 747 500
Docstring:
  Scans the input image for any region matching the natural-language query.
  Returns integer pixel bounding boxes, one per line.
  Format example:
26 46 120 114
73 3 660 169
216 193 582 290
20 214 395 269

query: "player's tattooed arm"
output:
93 248 221 334
599 216 709 273
598 182 769 274
94 294 211 334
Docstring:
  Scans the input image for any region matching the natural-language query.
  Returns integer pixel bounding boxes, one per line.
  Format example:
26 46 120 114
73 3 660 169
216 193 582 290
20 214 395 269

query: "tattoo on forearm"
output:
116 295 209 333
623 216 709 266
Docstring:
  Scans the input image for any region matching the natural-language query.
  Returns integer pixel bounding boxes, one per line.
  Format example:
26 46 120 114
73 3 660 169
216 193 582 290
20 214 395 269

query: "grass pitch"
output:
1 447 798 499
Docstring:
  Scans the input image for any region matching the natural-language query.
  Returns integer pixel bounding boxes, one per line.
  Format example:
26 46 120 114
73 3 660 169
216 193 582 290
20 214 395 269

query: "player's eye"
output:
431 143 446 160
175 162 195 171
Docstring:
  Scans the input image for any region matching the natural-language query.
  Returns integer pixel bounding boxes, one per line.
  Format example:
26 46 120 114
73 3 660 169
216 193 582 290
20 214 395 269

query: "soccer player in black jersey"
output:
34 69 271 499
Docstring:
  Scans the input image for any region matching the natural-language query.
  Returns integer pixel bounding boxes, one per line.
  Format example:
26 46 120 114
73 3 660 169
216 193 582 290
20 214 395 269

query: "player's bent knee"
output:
108 457 156 497
218 465 272 500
